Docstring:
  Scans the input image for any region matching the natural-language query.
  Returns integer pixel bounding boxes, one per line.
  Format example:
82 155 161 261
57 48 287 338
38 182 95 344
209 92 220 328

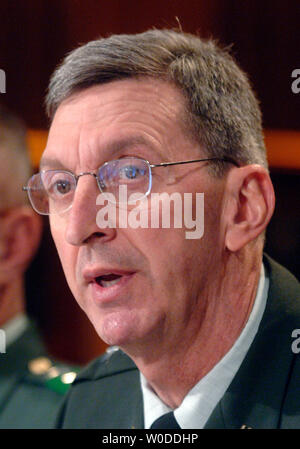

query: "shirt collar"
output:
1 313 30 347
141 263 269 429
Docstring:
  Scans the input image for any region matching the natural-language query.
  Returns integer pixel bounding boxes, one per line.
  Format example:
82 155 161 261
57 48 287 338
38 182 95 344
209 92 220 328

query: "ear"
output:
223 165 275 252
0 206 43 280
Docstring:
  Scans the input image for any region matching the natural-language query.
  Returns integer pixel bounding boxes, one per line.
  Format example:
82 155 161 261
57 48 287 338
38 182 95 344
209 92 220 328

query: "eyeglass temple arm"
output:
150 157 239 168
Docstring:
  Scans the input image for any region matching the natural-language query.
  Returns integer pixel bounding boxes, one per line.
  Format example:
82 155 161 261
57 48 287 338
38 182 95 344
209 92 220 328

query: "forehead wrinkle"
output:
43 79 197 173
40 135 165 173
93 134 166 164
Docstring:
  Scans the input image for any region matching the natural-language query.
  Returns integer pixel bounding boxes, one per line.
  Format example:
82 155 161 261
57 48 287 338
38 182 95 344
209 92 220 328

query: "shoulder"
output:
56 348 143 429
0 355 78 429
25 355 79 395
73 346 138 384
264 254 299 291
263 254 300 319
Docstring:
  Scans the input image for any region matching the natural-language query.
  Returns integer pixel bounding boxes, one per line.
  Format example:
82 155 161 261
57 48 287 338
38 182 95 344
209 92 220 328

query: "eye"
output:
97 158 150 190
52 179 72 195
42 171 74 197
121 165 138 179
119 164 146 181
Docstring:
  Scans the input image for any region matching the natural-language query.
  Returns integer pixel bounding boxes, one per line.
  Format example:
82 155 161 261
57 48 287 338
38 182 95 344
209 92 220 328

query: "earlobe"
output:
224 165 275 252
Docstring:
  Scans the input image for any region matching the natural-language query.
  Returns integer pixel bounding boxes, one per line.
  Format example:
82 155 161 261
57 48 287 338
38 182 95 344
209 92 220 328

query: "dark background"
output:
0 0 299 364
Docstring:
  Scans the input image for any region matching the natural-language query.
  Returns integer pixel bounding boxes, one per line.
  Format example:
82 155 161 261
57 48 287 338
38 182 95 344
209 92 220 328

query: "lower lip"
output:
89 273 135 305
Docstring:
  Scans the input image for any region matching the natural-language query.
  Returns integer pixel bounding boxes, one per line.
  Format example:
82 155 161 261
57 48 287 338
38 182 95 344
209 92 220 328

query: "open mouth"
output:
88 269 135 304
95 273 123 288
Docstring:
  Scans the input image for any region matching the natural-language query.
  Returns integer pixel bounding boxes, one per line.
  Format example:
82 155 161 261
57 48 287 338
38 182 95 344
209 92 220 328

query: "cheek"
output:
134 203 220 295
131 226 194 290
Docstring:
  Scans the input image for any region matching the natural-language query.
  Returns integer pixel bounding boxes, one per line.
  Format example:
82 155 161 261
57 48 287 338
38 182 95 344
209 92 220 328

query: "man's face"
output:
44 78 226 355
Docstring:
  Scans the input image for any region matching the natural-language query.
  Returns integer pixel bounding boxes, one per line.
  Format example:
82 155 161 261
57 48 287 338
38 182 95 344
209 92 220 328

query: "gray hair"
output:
0 103 32 207
45 29 268 174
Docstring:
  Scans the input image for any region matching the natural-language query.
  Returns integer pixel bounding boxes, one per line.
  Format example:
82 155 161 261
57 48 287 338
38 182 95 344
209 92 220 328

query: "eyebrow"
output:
102 136 159 159
39 157 68 170
40 136 165 170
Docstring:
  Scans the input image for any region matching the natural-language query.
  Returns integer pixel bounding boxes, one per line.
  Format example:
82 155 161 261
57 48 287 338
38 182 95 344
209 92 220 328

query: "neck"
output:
0 278 25 327
126 250 262 408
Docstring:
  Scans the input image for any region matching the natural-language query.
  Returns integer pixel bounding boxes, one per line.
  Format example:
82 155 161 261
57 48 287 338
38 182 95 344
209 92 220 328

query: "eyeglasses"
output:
22 156 239 215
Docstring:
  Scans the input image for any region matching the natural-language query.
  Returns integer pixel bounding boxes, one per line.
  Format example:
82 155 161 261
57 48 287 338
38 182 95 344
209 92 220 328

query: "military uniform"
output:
0 320 78 429
56 256 300 429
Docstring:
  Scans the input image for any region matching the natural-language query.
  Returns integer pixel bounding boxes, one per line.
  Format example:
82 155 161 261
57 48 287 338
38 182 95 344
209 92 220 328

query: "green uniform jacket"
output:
0 321 76 429
56 256 300 429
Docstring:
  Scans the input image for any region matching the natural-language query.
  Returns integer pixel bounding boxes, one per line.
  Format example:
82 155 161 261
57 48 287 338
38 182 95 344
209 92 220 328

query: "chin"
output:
92 309 142 348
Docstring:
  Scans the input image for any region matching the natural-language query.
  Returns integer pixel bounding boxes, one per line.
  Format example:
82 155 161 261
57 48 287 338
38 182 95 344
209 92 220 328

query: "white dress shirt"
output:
1 313 29 348
141 264 269 428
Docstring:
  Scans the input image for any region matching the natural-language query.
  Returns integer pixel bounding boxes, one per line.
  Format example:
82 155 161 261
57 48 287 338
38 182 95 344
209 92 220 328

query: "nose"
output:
65 174 115 246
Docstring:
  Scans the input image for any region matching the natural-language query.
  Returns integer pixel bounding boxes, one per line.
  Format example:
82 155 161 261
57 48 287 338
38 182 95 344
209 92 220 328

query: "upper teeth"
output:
101 278 121 288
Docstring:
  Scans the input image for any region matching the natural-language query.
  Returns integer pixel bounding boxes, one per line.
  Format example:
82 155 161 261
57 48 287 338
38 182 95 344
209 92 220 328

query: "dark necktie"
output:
150 411 181 429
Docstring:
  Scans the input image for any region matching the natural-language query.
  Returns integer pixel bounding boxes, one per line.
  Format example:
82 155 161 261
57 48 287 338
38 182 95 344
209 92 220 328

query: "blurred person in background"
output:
0 103 77 428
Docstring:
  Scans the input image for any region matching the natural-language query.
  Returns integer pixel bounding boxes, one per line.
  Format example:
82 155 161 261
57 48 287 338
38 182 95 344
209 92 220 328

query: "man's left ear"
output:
223 165 275 252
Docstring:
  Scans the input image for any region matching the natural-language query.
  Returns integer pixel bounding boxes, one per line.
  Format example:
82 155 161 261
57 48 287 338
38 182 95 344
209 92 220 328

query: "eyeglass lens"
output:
27 158 152 215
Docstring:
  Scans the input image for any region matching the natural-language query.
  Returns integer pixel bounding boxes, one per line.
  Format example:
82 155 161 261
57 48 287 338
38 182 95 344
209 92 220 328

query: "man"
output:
23 29 300 429
0 104 77 428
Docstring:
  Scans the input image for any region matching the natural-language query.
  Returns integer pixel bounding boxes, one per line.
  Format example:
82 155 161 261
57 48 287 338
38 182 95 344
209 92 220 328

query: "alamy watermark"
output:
95 186 204 239
0 329 6 353
291 329 300 353
291 69 300 94
0 69 6 93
